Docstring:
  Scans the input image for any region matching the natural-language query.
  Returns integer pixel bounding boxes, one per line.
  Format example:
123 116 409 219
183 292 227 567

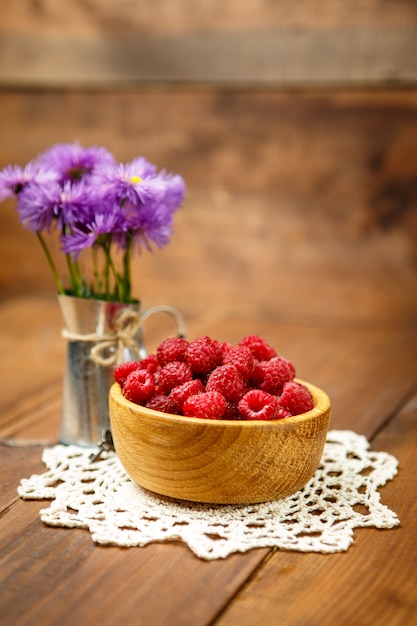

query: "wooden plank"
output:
2 298 417 443
0 445 47 512
1 90 417 325
1 311 416 625
3 0 417 36
1 0 416 86
0 496 268 626
214 388 417 626
0 28 416 86
0 297 64 428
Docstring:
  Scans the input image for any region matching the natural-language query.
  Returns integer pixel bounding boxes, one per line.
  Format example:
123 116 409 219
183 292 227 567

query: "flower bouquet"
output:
0 141 185 303
0 142 186 445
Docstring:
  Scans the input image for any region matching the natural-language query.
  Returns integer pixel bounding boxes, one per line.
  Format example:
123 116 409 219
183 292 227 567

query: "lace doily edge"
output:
16 430 401 560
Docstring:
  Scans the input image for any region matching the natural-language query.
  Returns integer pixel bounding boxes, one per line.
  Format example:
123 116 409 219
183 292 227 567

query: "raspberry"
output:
219 341 234 359
158 361 193 394
222 401 243 420
238 389 281 421
279 381 314 415
119 332 313 422
239 334 277 361
252 357 296 394
156 337 189 366
114 361 140 386
186 336 222 373
170 378 205 410
206 364 246 402
137 354 162 374
123 369 156 404
223 345 254 381
146 394 179 414
183 391 226 420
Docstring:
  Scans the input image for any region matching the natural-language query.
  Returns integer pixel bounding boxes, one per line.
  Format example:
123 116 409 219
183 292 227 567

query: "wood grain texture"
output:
1 89 416 327
0 297 64 436
0 0 416 85
1 29 416 86
2 0 417 36
0 446 47 512
214 390 417 626
1 297 417 625
0 8 417 616
0 499 269 626
109 380 331 504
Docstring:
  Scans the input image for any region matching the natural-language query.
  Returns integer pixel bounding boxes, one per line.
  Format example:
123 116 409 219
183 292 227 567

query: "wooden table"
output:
1 67 417 625
1 0 417 618
1 290 417 626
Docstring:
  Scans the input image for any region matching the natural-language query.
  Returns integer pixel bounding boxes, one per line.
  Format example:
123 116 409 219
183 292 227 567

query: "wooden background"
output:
1 5 417 626
0 1 416 329
1 0 417 85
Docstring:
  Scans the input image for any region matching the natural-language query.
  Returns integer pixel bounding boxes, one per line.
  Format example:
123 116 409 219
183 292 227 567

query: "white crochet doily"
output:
18 430 399 560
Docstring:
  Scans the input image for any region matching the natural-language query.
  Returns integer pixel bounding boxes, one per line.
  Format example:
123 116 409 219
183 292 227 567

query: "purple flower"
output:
0 163 57 201
159 171 187 211
123 192 183 253
134 203 174 251
17 179 97 232
92 157 185 250
61 209 120 259
37 141 115 184
92 157 184 207
0 142 185 302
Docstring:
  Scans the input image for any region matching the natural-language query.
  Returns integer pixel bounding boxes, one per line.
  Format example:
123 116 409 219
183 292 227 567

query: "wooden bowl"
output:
109 380 331 504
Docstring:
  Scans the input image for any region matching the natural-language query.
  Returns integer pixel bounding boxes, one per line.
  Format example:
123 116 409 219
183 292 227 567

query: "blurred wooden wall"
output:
0 1 416 328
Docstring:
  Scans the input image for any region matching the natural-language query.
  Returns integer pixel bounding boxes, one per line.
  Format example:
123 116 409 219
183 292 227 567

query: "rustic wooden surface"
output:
1 0 417 85
1 1 417 622
1 295 417 626
1 90 417 618
1 88 417 326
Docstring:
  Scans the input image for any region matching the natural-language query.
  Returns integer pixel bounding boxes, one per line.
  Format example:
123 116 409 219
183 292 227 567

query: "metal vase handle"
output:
136 304 187 360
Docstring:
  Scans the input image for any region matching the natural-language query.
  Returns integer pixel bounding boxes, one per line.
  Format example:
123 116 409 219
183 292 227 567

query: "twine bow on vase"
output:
62 308 143 368
58 295 186 448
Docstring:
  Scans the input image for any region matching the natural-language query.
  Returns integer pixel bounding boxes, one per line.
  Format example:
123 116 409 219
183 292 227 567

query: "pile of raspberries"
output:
114 334 314 421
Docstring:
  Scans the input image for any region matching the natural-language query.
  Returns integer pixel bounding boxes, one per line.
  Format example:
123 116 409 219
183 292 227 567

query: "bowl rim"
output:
110 378 330 429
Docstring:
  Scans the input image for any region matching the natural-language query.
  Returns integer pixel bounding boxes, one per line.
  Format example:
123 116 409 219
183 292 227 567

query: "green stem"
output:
91 247 102 296
74 259 85 296
36 232 65 294
65 254 80 297
103 244 111 298
103 243 124 301
122 239 132 303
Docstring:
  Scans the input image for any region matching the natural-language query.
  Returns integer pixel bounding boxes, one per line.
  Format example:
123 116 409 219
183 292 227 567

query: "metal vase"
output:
58 294 186 447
